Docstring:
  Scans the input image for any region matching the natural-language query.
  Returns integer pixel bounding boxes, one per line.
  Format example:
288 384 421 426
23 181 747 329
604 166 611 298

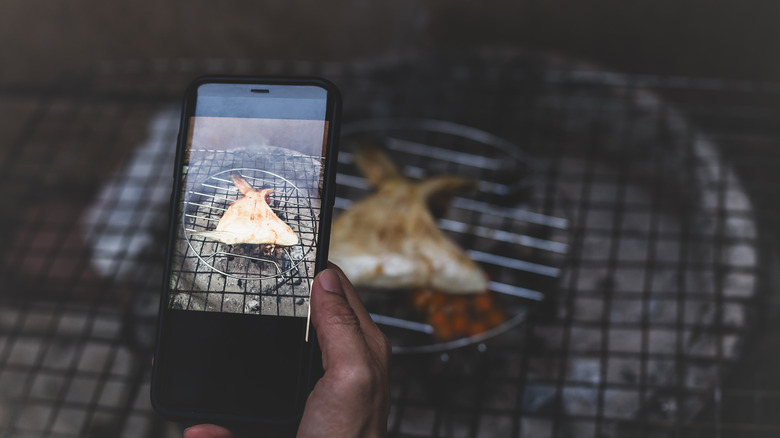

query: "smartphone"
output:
151 76 341 426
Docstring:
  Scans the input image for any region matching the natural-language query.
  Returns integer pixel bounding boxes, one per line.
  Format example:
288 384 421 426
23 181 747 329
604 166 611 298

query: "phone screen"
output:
152 78 339 424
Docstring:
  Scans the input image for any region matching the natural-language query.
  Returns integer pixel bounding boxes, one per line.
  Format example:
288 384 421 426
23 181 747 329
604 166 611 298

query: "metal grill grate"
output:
183 167 314 279
335 118 569 353
0 50 779 437
171 148 322 318
0 94 180 437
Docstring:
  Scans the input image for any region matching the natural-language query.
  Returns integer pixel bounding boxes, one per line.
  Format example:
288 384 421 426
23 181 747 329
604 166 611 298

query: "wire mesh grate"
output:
171 149 323 318
0 50 779 437
335 118 568 353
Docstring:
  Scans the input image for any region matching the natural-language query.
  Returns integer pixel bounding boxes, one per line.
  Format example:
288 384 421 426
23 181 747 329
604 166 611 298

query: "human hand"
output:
184 264 391 438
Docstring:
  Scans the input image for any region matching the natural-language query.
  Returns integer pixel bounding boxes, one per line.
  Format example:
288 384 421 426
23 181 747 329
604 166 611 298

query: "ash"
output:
170 239 312 317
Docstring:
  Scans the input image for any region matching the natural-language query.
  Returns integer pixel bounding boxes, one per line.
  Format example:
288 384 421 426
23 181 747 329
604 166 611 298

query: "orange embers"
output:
411 290 506 341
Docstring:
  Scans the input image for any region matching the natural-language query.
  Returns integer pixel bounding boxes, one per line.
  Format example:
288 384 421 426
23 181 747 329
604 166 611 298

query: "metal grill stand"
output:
336 119 569 353
171 147 322 318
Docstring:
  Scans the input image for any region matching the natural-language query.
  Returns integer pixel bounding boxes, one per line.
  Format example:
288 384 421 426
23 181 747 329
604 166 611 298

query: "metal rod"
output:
369 313 435 334
467 250 561 277
489 281 545 301
437 218 568 254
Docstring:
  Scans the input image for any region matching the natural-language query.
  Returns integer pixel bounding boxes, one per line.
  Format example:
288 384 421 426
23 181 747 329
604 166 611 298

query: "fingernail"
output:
318 269 343 295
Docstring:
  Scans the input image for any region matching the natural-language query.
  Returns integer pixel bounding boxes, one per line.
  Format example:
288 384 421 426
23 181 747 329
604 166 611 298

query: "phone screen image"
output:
152 79 339 424
172 90 328 320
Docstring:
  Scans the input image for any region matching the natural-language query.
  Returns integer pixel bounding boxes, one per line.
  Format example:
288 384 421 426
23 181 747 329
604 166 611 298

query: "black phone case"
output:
150 75 341 426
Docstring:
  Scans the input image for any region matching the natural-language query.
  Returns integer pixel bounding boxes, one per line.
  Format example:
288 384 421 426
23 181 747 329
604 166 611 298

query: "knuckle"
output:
337 361 384 393
323 305 361 328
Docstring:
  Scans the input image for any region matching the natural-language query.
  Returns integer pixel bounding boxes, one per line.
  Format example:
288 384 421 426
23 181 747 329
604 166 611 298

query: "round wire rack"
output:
336 118 571 354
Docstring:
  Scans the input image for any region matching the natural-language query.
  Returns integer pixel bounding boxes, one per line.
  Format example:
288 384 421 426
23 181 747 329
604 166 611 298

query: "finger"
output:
325 263 378 331
184 424 234 438
311 268 373 370
316 266 391 369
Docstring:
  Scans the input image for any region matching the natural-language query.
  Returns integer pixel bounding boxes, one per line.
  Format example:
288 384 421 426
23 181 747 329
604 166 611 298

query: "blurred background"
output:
2 1 780 437
3 0 780 84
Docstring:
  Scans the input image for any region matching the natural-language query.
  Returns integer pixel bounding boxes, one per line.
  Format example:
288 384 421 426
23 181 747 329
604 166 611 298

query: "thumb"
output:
310 268 369 370
183 424 234 438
